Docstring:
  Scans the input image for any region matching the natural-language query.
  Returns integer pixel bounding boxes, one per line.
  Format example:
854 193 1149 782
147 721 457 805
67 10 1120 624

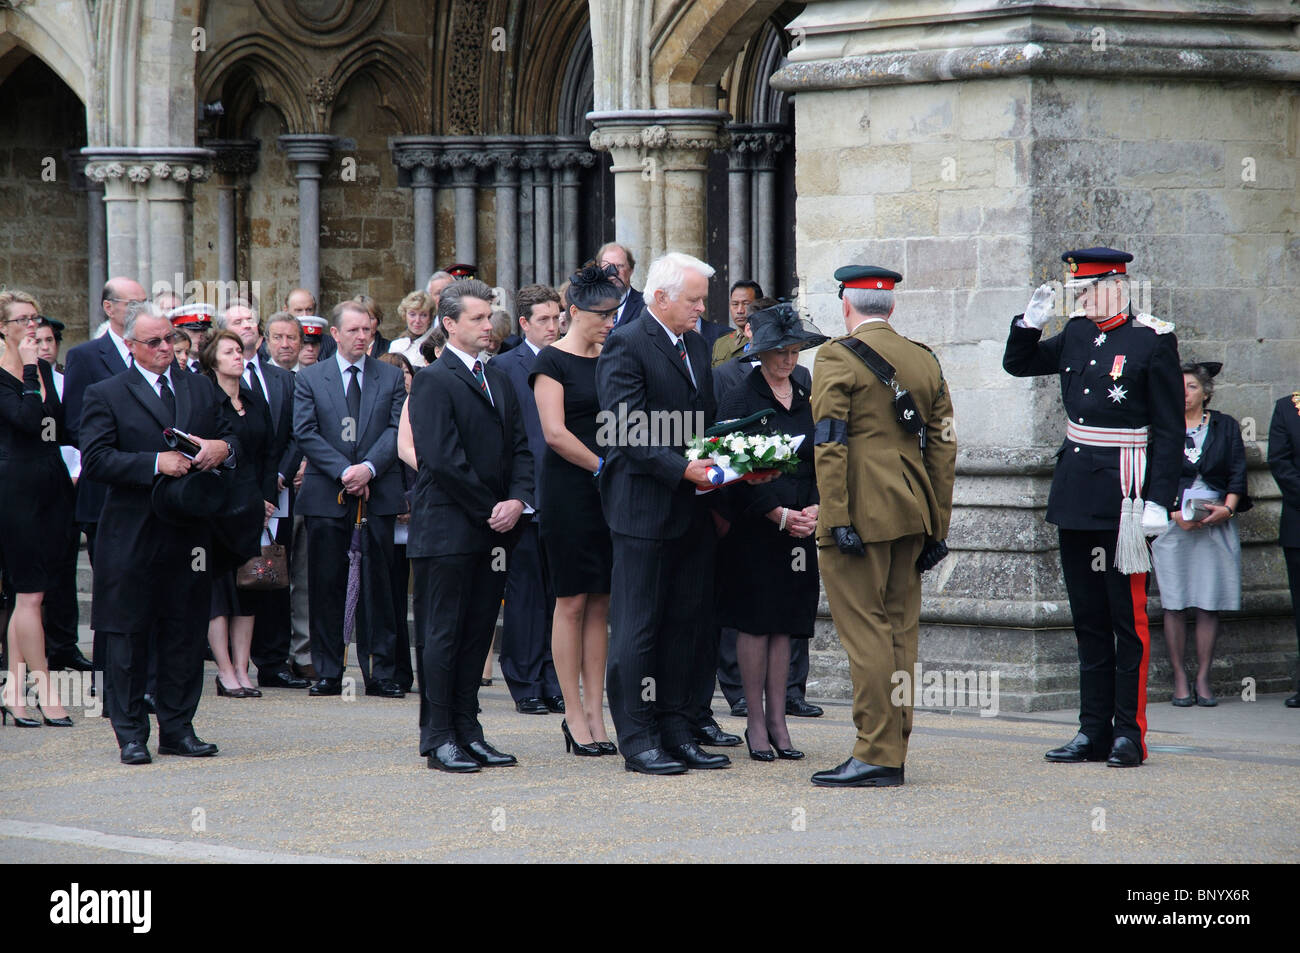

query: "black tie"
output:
246 361 267 404
346 365 361 434
158 375 176 426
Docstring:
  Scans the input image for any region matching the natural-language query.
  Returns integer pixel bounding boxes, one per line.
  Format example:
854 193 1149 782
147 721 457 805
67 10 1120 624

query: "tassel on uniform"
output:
1115 496 1151 574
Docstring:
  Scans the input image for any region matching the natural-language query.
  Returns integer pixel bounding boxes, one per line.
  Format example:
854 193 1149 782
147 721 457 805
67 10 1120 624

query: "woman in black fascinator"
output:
530 263 622 756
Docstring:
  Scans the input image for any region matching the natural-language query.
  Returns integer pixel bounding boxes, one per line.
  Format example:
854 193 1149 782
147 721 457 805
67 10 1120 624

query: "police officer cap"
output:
37 315 65 334
297 315 327 340
834 265 902 298
445 263 477 278
1062 247 1133 284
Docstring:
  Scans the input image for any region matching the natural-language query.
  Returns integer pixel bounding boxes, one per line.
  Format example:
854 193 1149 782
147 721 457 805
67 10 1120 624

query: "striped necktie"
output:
472 360 493 405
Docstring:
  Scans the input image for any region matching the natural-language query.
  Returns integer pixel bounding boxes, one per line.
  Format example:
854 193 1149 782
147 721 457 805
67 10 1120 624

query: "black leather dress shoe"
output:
427 742 480 773
309 677 343 696
1106 736 1144 767
1044 732 1109 763
668 741 731 769
1286 693 1300 708
49 648 93 672
142 693 157 714
515 696 548 714
692 721 741 747
543 695 565 713
811 758 903 787
291 661 319 681
259 669 309 690
786 698 824 718
158 735 218 757
120 741 151 765
365 680 405 698
730 700 748 718
463 740 517 767
624 748 688 775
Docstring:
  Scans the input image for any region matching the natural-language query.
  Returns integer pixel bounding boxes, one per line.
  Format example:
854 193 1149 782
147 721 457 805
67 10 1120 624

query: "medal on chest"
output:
1109 355 1126 380
1185 444 1202 464
1093 332 1106 347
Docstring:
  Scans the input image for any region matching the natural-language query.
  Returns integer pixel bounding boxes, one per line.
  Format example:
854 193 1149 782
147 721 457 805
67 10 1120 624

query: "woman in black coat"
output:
714 304 826 760
1151 362 1250 707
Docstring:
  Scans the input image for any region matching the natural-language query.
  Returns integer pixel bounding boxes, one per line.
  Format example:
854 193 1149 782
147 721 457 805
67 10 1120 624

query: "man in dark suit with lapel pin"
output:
597 242 647 330
595 252 733 775
489 284 564 714
79 303 237 764
219 300 308 691
293 300 407 699
408 278 535 773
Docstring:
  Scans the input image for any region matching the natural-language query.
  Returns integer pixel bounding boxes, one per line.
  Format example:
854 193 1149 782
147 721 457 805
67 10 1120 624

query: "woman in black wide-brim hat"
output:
1150 361 1251 707
714 303 827 761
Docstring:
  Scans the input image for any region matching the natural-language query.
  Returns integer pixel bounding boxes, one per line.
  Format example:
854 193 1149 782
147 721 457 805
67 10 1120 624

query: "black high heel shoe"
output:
35 702 73 727
745 728 775 762
215 676 250 698
595 741 617 755
773 744 804 760
561 719 602 756
1 704 40 727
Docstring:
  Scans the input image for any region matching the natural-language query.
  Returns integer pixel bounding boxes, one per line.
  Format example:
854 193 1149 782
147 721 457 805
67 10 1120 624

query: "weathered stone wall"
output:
0 56 88 337
788 66 1299 705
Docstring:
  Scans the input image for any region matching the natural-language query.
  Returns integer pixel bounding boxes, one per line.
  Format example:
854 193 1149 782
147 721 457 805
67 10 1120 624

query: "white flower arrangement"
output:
685 430 802 478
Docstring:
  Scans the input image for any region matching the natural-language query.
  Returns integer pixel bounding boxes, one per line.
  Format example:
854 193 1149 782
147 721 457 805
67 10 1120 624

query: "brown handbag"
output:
236 530 289 590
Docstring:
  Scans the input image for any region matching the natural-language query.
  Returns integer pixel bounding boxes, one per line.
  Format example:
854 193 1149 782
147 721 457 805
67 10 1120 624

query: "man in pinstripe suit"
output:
595 252 731 775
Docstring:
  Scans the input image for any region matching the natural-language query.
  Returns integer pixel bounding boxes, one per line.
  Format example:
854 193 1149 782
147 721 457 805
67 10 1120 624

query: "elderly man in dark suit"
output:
408 278 535 772
595 251 733 775
219 300 307 691
62 277 145 678
293 299 407 699
1269 392 1300 709
79 302 237 764
489 284 564 714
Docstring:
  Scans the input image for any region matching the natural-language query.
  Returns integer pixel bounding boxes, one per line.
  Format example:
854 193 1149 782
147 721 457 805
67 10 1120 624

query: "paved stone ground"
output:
2 660 1296 864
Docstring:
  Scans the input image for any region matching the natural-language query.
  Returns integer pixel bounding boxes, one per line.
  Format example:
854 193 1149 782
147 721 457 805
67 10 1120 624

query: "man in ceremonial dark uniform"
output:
1003 247 1183 767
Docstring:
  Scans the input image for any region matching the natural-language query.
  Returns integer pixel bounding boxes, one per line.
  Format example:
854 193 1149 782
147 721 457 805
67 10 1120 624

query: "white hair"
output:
643 252 716 303
122 301 166 341
425 270 454 295
844 288 894 317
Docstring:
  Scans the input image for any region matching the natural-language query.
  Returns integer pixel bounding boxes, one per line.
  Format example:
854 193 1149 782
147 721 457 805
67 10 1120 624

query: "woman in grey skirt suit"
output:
1151 362 1250 707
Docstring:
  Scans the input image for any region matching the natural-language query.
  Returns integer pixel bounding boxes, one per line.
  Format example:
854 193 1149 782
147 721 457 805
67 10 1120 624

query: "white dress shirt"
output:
648 309 696 387
446 342 493 405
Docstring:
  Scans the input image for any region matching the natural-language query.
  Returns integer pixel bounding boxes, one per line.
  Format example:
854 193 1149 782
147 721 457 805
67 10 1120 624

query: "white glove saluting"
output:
1141 500 1170 536
1020 283 1057 331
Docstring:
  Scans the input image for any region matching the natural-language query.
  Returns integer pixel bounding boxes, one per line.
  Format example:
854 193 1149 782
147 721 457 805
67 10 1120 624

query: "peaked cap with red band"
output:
1062 246 1133 284
834 265 903 298
445 262 477 278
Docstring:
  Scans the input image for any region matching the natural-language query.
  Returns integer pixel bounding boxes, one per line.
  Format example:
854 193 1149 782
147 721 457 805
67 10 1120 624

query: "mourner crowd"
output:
0 241 1297 785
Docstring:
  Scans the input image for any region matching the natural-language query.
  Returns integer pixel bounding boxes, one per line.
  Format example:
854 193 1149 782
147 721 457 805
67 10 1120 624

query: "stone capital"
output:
587 110 730 163
82 147 214 190
277 134 338 166
204 139 261 177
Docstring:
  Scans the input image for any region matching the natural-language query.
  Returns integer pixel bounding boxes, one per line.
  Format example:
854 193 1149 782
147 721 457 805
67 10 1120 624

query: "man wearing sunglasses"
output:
80 302 237 764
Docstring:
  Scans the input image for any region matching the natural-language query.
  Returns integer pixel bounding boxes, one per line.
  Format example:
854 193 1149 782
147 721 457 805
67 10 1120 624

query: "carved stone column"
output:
440 138 485 267
84 147 213 295
525 140 554 287
206 140 260 286
736 124 789 298
390 137 443 287
485 137 522 293
553 139 595 282
725 127 752 295
589 110 729 271
278 134 337 302
66 151 105 332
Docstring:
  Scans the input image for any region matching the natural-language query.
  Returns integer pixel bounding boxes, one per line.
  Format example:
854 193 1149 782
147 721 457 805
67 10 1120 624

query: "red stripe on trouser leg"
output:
1130 572 1150 759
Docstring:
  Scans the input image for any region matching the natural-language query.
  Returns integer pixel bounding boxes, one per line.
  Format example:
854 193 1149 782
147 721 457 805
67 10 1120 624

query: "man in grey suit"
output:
293 300 407 698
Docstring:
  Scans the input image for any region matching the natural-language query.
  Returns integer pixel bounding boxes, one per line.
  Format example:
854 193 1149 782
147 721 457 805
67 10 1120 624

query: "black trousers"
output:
1284 546 1300 687
250 517 294 676
83 522 106 675
305 512 397 686
499 523 559 701
102 617 205 748
607 515 715 758
41 516 81 658
391 542 413 691
414 550 508 753
1058 528 1152 756
716 629 810 708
